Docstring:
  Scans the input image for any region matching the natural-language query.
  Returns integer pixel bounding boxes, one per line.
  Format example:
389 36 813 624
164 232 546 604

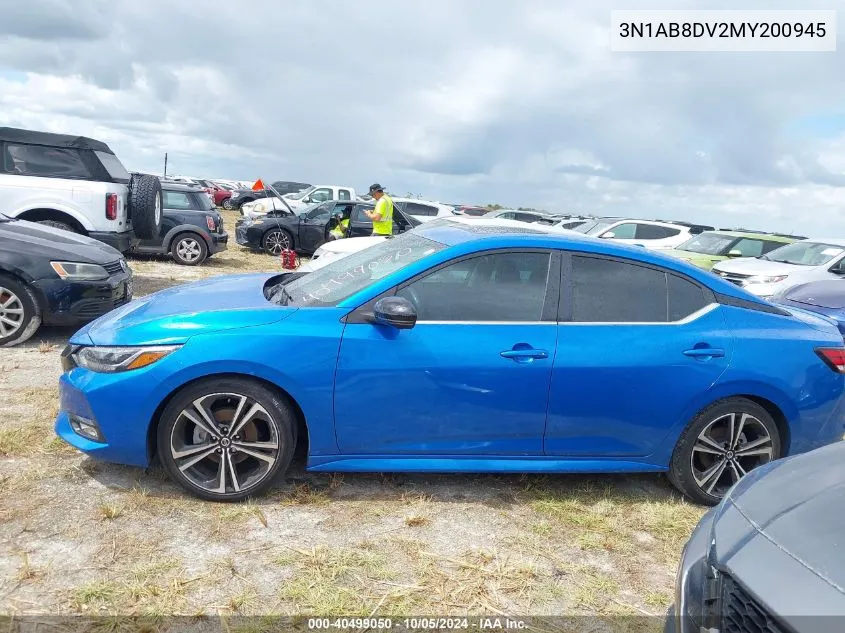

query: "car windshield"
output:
95 151 131 183
676 232 737 255
294 202 325 216
582 221 614 235
286 186 316 200
762 241 845 266
272 232 447 307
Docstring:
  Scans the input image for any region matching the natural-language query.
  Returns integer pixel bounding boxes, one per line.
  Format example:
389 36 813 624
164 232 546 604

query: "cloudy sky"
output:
1 0 845 234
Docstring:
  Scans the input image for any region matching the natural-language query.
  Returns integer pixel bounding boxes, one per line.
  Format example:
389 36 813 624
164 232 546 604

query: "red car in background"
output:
194 180 233 207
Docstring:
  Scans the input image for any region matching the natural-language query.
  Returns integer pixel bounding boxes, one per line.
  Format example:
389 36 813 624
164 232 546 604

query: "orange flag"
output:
252 178 265 190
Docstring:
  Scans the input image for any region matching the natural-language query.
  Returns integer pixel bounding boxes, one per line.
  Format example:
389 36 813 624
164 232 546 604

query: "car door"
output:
333 249 560 455
544 253 733 457
298 202 334 252
348 204 375 237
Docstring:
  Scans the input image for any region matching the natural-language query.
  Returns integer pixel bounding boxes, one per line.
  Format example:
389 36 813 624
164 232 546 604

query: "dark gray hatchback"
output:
669 440 845 633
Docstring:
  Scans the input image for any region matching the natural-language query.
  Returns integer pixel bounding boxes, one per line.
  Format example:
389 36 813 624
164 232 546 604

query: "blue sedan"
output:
55 219 845 504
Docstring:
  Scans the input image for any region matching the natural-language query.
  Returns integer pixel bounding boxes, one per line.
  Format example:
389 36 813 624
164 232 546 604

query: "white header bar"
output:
610 10 837 52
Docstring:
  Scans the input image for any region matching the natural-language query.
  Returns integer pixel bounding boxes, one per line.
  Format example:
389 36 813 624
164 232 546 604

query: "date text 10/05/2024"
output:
307 618 529 630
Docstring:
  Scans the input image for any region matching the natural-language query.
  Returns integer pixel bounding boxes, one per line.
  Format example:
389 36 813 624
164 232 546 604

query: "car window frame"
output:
345 248 562 325
557 251 717 325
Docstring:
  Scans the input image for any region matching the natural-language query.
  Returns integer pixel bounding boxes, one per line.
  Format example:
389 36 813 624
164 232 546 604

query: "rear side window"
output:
4 143 91 179
163 191 194 209
568 256 710 323
408 203 438 217
636 224 682 239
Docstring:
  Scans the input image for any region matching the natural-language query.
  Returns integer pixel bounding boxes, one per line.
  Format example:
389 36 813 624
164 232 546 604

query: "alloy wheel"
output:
0 286 25 338
169 393 281 495
690 412 774 497
176 238 203 263
264 231 290 255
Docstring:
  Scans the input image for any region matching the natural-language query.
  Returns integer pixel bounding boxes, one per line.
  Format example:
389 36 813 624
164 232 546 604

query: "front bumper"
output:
33 270 133 326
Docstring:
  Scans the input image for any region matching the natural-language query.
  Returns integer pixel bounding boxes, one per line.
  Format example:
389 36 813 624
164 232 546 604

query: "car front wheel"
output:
222 198 235 210
0 275 41 347
668 397 781 505
262 229 293 256
157 377 296 501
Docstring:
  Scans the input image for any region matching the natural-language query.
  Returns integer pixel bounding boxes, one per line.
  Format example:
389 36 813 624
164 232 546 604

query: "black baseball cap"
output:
368 183 385 193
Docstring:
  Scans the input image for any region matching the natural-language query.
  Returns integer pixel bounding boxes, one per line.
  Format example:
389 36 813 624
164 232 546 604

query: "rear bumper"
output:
208 231 229 254
33 271 133 326
88 230 137 253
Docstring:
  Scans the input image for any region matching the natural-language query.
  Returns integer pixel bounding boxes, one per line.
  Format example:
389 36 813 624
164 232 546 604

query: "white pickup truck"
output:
241 185 357 218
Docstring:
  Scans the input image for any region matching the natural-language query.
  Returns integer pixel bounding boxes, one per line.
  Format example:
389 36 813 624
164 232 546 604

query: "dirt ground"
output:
0 209 705 622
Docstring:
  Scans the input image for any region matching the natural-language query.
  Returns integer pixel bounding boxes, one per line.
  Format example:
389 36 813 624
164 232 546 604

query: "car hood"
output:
715 442 845 594
783 280 845 309
0 218 123 264
712 257 801 275
319 236 386 254
73 273 296 346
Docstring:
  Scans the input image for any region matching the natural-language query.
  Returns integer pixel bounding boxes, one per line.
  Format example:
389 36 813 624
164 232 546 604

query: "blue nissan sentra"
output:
56 218 845 504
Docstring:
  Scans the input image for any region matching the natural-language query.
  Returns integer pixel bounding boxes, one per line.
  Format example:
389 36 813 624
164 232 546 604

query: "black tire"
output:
170 232 208 266
222 198 235 210
0 275 42 347
128 174 163 239
262 228 293 256
38 220 79 234
668 397 781 506
157 377 296 502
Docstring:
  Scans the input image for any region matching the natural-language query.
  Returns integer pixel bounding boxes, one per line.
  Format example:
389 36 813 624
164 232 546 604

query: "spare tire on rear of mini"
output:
128 174 162 239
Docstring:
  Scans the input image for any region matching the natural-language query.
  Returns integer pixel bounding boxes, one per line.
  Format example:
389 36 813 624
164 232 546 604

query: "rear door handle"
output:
683 348 725 358
501 349 549 360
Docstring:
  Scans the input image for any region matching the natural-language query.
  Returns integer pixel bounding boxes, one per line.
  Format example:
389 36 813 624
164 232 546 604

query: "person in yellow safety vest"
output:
364 183 393 236
329 214 350 240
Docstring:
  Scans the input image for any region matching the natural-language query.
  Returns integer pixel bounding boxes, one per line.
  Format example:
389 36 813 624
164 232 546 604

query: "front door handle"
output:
501 349 549 361
683 347 725 359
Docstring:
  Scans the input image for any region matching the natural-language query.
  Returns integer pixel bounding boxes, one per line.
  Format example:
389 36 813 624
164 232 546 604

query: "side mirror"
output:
600 231 616 239
727 249 743 258
832 264 845 275
372 296 417 329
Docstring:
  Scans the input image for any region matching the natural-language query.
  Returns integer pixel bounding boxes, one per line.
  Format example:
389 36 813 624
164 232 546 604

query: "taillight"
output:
206 216 216 231
106 193 118 220
816 347 845 373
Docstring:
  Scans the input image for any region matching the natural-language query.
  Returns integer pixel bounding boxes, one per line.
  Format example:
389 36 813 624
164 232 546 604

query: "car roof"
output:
0 126 115 154
802 238 845 246
160 182 203 193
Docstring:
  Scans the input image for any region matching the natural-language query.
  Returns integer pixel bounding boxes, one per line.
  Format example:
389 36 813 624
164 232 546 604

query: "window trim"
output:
559 251 717 325
344 248 561 325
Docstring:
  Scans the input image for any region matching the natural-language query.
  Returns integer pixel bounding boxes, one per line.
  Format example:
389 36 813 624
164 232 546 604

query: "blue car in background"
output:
55 219 845 503
774 279 845 337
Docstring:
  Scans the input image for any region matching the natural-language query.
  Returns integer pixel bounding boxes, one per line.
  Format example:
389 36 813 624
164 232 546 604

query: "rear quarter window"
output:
4 143 92 179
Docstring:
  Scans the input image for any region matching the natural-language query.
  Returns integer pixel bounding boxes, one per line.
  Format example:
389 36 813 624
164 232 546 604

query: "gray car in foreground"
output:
669 440 845 633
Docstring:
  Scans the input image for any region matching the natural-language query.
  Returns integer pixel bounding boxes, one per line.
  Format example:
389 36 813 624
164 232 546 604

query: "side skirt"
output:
306 456 667 474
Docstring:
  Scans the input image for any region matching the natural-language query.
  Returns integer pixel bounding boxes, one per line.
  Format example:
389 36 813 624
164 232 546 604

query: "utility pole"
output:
163 153 168 178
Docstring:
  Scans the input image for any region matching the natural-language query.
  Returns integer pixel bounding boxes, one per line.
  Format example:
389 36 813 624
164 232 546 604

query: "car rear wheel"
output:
171 233 208 266
222 198 235 210
668 397 780 505
157 377 296 501
38 220 79 234
0 275 41 348
262 229 293 256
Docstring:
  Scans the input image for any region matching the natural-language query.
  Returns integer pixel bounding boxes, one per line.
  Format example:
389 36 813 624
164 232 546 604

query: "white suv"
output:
575 218 713 250
711 238 845 298
393 198 456 223
0 127 162 251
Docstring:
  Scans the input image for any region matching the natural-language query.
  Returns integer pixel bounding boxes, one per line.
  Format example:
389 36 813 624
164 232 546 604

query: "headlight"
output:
72 345 180 373
50 262 109 281
746 274 788 284
254 203 266 212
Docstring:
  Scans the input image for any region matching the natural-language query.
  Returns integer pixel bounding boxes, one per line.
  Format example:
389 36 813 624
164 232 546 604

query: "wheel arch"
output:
16 207 91 233
146 371 309 465
164 226 212 251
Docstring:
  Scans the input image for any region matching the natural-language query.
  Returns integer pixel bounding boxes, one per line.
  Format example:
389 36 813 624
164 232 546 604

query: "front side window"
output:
5 144 91 179
601 223 637 239
163 191 194 209
396 251 551 322
731 238 764 257
569 255 708 323
279 232 447 306
763 242 845 266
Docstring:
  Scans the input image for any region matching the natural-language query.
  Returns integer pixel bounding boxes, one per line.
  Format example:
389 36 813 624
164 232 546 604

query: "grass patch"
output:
278 482 330 506
404 514 431 528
